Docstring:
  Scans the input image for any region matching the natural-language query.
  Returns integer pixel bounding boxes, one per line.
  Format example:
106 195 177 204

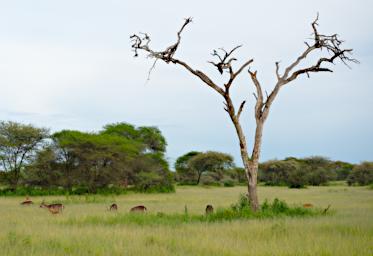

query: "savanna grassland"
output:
0 185 372 256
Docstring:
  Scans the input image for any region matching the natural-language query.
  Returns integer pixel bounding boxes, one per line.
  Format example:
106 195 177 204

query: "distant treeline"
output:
1 121 372 195
259 157 373 188
174 152 373 188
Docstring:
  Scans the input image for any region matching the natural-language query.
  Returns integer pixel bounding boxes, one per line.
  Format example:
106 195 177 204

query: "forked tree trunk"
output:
236 123 263 211
229 98 263 212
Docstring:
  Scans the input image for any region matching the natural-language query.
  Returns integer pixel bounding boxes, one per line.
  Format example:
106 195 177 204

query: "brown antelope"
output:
20 197 33 205
109 203 118 211
40 201 64 214
303 203 313 208
130 205 147 213
205 204 214 215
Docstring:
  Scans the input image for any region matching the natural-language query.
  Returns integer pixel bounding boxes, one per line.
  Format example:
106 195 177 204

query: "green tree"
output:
187 151 234 185
25 147 61 187
51 130 140 191
347 162 373 186
175 151 201 184
333 161 354 180
0 121 49 187
101 123 167 154
260 159 303 186
307 168 330 186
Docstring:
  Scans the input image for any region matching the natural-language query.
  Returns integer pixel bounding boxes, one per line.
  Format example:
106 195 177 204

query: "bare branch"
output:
248 70 264 120
252 92 258 100
237 100 246 119
131 17 192 63
282 14 358 83
131 18 226 95
173 59 225 96
209 45 242 74
234 59 254 79
146 59 159 82
275 61 281 80
225 59 254 90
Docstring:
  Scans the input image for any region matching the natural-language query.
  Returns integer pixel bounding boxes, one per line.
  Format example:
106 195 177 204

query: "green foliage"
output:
0 121 174 194
49 130 141 191
226 167 246 184
222 178 235 187
101 123 167 153
175 151 234 185
134 171 175 193
347 162 373 186
200 175 221 186
287 168 308 188
307 168 330 186
174 151 200 184
0 121 49 187
260 157 355 188
333 161 354 180
0 185 128 196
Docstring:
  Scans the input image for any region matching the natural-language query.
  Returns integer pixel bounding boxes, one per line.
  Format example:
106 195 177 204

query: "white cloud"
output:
0 0 372 164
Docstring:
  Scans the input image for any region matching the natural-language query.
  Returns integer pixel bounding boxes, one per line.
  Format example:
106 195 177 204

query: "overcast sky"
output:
0 0 372 166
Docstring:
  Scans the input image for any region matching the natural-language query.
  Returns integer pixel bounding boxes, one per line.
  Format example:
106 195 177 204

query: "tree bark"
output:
196 171 202 185
225 94 260 211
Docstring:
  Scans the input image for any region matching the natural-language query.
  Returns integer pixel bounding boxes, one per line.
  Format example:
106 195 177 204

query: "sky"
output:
0 0 372 166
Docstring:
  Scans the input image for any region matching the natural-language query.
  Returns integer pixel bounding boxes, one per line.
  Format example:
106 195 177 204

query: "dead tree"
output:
131 15 357 211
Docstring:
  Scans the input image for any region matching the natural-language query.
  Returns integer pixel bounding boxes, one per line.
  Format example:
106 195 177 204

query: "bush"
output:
134 172 175 193
0 185 128 196
347 162 373 186
223 178 235 187
200 175 221 186
307 168 330 186
287 168 307 188
260 157 355 187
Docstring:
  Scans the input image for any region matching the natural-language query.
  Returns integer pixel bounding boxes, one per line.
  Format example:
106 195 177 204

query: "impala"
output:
205 204 214 215
40 201 64 214
20 197 33 205
303 203 313 208
130 205 147 213
109 203 118 211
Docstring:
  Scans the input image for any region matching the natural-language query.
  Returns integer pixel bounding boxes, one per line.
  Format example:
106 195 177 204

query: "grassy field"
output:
0 185 372 255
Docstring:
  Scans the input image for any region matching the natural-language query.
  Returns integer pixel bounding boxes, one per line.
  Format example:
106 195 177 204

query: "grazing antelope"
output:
205 204 214 215
303 203 313 208
40 201 64 214
20 197 33 205
130 205 147 213
109 203 118 211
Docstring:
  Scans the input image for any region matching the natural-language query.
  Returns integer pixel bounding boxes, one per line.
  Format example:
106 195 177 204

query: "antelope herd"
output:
19 197 326 215
19 196 209 215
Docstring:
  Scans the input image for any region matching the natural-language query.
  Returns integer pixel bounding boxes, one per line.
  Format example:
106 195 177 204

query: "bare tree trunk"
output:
247 123 263 211
227 95 260 211
196 171 202 185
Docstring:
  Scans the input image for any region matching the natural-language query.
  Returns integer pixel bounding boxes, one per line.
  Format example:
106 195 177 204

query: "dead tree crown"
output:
131 15 357 211
130 15 357 126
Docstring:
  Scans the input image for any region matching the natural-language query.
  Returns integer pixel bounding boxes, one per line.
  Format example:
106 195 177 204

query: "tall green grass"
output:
65 195 325 227
0 185 372 256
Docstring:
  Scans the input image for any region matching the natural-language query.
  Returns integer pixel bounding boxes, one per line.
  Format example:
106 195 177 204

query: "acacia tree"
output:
131 15 357 211
0 121 49 187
